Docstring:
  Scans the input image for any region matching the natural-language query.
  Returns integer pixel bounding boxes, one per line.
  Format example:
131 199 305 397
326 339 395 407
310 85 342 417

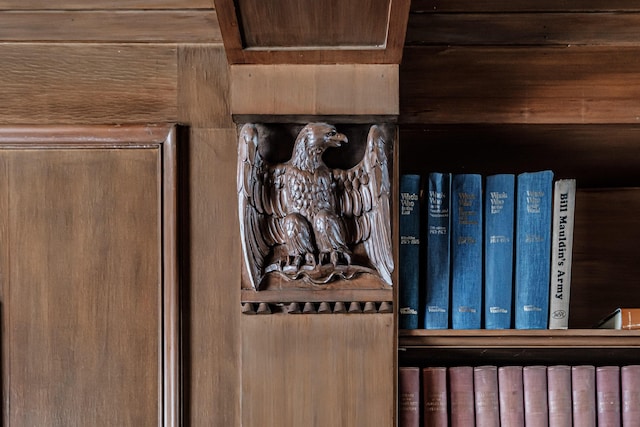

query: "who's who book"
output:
451 174 482 329
514 170 554 329
424 172 451 329
399 174 421 329
484 174 515 329
548 179 576 329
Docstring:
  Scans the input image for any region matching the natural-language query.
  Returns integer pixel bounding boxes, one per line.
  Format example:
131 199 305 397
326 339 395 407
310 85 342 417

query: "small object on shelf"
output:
548 365 573 427
474 365 500 427
398 367 420 427
422 367 447 427
399 174 421 329
595 308 640 330
572 365 596 427
514 170 554 329
523 365 548 427
449 366 475 427
498 365 524 426
451 173 483 329
548 178 576 329
424 172 451 330
596 366 621 427
484 174 515 330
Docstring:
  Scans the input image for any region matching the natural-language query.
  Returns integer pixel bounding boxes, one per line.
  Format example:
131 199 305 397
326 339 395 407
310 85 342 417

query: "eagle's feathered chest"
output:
284 166 336 218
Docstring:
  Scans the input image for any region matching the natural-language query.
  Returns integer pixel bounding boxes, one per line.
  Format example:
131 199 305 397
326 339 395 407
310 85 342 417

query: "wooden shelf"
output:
398 330 640 366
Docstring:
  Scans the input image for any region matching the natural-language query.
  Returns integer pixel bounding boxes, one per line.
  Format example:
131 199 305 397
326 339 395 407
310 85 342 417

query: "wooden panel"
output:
0 11 221 43
399 124 640 188
231 64 399 117
0 44 177 124
183 128 241 427
235 0 390 48
406 12 640 46
0 0 214 9
178 45 233 128
242 314 394 426
400 46 640 124
411 0 640 12
1 146 161 426
214 0 410 64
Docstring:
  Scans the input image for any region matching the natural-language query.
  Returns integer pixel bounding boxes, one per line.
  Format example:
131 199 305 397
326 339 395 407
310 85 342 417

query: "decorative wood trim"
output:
214 0 411 64
241 289 393 304
230 64 399 117
241 301 392 315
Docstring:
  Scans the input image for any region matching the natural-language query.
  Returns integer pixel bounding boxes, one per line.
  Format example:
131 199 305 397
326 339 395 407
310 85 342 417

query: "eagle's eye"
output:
326 131 337 138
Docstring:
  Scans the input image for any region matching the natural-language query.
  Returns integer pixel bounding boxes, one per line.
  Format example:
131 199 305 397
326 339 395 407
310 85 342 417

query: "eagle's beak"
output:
329 132 348 147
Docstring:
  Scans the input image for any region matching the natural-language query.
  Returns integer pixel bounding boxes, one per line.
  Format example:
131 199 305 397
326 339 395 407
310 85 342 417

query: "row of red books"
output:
399 364 640 426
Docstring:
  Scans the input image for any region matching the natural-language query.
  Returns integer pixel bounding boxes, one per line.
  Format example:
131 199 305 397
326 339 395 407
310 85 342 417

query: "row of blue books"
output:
399 170 566 330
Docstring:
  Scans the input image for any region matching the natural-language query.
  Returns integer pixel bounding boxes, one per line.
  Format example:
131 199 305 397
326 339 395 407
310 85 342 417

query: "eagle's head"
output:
291 123 348 171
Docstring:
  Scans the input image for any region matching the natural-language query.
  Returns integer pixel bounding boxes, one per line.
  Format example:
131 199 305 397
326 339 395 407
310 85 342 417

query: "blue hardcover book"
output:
484 174 515 329
451 174 483 329
514 170 554 329
399 174 421 329
424 172 451 329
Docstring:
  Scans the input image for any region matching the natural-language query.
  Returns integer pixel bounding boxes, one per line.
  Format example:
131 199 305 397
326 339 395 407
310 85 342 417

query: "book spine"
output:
548 179 577 329
622 308 640 330
484 174 516 329
514 170 554 329
523 365 549 427
449 366 475 427
424 172 451 329
423 367 448 427
474 365 499 427
399 174 421 329
596 366 621 427
451 174 483 329
398 367 420 427
547 365 573 427
498 365 524 427
622 365 640 426
572 365 596 427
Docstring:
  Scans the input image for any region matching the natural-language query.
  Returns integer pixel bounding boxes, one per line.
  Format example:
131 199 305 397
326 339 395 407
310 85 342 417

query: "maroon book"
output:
423 367 447 426
547 365 572 427
523 366 548 427
572 365 596 427
398 367 420 427
449 366 475 427
498 366 524 427
622 365 640 426
596 366 621 427
474 365 499 427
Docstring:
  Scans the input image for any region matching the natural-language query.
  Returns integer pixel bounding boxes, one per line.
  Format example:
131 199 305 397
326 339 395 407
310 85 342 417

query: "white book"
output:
548 179 577 329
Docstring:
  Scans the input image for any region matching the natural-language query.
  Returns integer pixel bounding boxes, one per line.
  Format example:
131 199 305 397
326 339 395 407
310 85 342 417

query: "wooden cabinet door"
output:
0 126 178 427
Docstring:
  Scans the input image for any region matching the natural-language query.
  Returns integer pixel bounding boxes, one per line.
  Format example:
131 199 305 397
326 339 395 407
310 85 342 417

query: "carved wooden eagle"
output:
237 122 393 290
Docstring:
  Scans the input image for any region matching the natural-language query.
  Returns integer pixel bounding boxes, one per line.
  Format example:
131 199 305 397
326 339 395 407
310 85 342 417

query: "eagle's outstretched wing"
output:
332 125 394 285
237 124 287 289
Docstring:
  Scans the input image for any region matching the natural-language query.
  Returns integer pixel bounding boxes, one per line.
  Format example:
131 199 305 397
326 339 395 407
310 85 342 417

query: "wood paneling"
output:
411 0 640 12
400 46 640 124
234 0 390 48
0 11 221 43
406 12 640 46
1 145 161 426
183 128 240 427
0 44 177 124
178 45 233 128
231 64 398 117
0 0 214 10
242 314 394 427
